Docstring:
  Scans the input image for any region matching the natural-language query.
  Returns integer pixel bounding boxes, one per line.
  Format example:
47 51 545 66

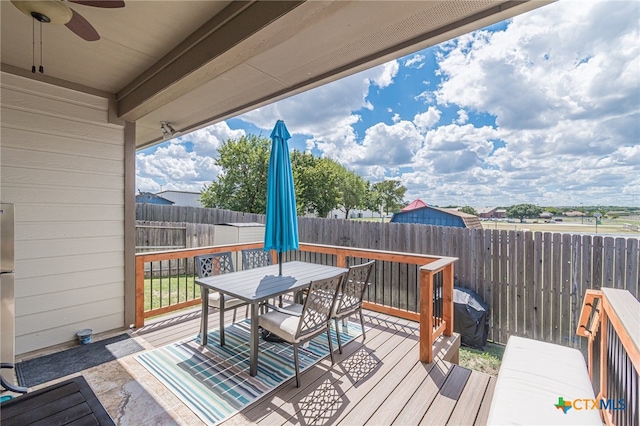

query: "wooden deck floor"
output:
132 307 495 425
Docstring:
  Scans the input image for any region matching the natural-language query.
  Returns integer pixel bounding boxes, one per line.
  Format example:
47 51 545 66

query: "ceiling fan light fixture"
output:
160 121 181 140
11 1 73 25
31 12 51 23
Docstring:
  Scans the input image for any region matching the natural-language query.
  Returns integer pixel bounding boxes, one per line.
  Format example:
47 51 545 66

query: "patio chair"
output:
258 272 345 387
333 260 375 353
241 248 273 269
1 363 27 396
1 375 114 425
195 252 247 322
242 248 284 308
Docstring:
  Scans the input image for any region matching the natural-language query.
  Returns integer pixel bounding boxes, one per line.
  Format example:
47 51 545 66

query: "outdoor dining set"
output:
194 249 375 387
190 119 375 387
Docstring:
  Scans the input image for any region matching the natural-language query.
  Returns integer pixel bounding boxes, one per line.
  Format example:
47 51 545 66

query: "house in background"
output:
135 192 174 205
156 190 202 207
476 207 507 219
402 199 428 211
477 207 498 219
391 202 482 229
328 209 380 219
564 211 586 218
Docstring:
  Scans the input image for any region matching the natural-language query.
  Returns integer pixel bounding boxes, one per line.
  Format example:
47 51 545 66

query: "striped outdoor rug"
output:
136 319 363 425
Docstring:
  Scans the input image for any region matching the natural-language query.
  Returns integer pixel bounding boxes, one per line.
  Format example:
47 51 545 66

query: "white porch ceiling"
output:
0 1 551 149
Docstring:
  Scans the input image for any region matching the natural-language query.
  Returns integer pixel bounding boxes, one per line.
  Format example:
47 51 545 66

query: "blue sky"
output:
137 0 640 208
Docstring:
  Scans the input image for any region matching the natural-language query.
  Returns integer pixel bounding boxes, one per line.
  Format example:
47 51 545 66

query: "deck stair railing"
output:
577 288 639 426
134 241 457 364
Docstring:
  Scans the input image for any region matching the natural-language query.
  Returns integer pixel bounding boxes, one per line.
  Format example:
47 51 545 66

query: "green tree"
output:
307 157 344 218
459 206 478 216
339 170 368 219
506 203 543 223
545 206 562 215
291 152 343 218
200 134 371 219
290 150 317 215
365 182 383 215
200 135 270 213
372 180 406 215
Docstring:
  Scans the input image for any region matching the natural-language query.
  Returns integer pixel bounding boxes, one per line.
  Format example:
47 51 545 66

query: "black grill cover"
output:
453 287 489 350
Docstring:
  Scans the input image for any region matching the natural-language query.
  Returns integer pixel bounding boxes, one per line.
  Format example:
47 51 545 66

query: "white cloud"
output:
424 0 640 206
189 122 245 156
455 109 468 124
135 122 242 193
358 121 423 166
318 119 424 175
435 1 639 131
413 106 441 130
237 64 394 150
370 60 399 88
413 123 498 174
404 54 426 69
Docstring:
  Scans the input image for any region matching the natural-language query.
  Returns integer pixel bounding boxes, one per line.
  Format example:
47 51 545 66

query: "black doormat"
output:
16 334 144 388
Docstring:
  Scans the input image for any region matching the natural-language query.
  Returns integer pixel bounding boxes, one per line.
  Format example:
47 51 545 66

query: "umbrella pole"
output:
278 252 283 276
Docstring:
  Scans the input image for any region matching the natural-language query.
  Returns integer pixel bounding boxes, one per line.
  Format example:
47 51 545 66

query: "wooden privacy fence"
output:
136 221 220 251
136 221 220 276
137 204 640 349
296 219 640 351
136 203 264 224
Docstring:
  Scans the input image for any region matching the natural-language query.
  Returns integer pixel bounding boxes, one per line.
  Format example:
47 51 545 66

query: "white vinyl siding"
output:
0 72 125 355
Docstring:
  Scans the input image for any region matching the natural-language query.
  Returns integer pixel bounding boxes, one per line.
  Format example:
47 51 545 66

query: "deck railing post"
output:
443 263 454 337
420 267 434 363
598 308 608 403
135 256 145 328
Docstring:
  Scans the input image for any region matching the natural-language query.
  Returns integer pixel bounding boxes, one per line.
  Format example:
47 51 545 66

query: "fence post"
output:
420 267 434 363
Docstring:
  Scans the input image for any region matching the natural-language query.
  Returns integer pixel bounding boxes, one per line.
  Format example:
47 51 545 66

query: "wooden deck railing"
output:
134 241 457 363
577 288 639 426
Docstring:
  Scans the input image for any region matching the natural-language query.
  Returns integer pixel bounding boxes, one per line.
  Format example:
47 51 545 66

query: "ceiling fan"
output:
11 0 125 42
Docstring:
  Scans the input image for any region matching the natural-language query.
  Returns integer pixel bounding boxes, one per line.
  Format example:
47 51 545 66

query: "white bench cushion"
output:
487 336 602 425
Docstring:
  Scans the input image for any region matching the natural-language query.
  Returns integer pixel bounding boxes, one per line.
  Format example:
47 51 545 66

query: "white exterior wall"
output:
213 224 265 269
0 72 126 355
156 191 201 207
329 208 382 219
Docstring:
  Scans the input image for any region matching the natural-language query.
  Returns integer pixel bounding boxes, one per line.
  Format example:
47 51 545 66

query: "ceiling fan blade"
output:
65 9 100 41
67 1 125 8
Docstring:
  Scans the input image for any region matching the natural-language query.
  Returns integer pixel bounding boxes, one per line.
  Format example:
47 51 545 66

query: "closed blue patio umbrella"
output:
264 120 299 276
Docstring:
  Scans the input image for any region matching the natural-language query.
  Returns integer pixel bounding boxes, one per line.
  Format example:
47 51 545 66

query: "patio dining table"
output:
195 260 347 376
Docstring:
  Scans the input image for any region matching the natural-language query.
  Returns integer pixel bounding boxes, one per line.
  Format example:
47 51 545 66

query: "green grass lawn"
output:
145 275 199 311
459 342 505 376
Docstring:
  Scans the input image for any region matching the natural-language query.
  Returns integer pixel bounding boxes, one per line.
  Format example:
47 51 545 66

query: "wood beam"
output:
117 1 304 121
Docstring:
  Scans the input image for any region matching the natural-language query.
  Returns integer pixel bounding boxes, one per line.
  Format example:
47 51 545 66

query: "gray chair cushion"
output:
208 292 245 309
258 304 303 343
